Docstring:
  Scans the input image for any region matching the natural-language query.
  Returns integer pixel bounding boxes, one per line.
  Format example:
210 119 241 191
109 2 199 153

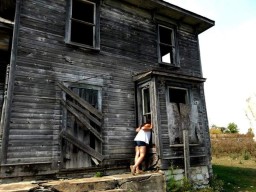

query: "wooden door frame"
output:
135 77 162 168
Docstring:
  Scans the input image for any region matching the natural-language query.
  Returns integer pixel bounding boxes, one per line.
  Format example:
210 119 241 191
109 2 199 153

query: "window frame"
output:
167 86 189 105
157 24 180 67
65 0 100 50
142 86 151 118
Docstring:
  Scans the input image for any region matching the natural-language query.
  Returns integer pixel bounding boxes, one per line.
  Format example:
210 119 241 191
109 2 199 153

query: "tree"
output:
227 122 239 133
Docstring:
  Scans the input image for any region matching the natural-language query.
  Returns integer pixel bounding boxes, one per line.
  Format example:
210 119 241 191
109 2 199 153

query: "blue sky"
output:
165 0 256 133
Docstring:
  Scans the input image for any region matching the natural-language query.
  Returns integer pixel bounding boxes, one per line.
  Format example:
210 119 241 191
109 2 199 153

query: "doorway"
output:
136 81 159 170
0 21 13 136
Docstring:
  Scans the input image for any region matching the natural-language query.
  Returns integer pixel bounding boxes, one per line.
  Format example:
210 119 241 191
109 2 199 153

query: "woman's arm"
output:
135 127 141 132
141 123 152 130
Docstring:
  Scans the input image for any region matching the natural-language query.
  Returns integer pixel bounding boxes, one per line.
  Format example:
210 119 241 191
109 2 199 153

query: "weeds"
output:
166 166 223 192
94 171 103 177
243 150 251 160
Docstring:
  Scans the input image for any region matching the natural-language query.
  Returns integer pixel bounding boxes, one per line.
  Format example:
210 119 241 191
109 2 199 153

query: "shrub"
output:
243 151 251 160
94 171 103 177
209 174 224 192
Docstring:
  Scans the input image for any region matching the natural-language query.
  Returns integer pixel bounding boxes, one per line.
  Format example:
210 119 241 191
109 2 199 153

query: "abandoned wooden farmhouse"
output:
0 0 214 185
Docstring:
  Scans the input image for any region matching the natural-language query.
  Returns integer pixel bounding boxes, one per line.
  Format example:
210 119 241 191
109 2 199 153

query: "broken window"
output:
158 25 179 66
169 87 187 104
65 0 100 49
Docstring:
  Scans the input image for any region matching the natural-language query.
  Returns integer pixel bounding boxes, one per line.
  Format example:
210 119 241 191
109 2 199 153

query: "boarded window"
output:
68 86 101 122
158 25 179 66
65 0 100 49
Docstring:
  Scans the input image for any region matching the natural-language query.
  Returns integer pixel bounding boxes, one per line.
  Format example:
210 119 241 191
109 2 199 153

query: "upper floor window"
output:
158 25 179 67
65 0 100 50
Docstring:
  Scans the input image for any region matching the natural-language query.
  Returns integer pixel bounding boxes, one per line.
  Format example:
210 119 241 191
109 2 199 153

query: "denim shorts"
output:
135 141 147 146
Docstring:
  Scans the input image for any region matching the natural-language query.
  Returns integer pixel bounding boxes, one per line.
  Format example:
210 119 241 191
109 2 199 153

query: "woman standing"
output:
130 119 152 175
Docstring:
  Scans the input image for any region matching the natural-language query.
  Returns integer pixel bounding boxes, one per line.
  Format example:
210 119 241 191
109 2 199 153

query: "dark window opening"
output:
66 0 99 49
142 87 151 123
160 26 173 45
72 0 94 23
71 20 94 46
169 88 187 104
158 25 178 65
0 29 12 83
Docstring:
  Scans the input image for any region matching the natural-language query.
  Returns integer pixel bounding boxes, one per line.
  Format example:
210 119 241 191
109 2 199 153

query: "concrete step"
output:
0 172 165 192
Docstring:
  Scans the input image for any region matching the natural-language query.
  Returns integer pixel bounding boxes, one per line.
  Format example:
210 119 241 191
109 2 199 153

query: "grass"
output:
212 156 256 191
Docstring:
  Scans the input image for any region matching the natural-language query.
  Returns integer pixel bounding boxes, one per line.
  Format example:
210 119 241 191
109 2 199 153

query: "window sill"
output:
159 62 180 69
66 42 100 52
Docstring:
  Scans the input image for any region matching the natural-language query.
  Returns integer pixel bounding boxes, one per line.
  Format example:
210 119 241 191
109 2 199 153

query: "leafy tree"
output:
227 122 239 133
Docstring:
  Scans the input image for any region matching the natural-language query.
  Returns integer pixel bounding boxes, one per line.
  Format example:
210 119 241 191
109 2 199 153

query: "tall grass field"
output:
211 133 256 192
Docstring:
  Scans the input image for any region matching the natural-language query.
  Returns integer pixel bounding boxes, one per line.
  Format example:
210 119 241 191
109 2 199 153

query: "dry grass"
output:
211 133 256 157
212 156 256 169
210 134 256 191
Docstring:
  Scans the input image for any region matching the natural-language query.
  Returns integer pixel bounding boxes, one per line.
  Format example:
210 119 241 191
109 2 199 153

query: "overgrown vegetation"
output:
94 171 104 177
210 130 256 191
166 130 256 191
211 133 256 158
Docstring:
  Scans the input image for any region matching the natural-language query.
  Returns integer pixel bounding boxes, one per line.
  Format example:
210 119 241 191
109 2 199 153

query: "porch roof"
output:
122 0 214 34
132 69 206 83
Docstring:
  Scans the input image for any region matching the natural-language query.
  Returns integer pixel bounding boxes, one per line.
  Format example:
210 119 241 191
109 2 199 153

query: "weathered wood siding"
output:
3 0 209 171
158 80 209 166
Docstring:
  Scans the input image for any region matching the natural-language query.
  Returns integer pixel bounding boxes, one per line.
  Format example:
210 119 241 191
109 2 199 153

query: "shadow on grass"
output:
213 164 256 192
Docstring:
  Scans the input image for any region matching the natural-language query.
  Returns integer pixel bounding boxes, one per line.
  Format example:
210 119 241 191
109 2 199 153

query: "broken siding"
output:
178 30 202 77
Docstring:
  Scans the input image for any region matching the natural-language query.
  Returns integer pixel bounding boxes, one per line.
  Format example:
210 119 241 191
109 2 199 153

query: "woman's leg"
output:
135 146 140 164
134 146 146 173
131 146 140 174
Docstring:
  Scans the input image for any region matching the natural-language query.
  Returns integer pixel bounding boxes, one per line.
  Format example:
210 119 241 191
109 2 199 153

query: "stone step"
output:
0 172 165 192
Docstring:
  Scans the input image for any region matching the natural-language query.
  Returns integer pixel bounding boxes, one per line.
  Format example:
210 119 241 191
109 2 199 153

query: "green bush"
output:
94 171 103 177
243 151 251 160
209 174 224 192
